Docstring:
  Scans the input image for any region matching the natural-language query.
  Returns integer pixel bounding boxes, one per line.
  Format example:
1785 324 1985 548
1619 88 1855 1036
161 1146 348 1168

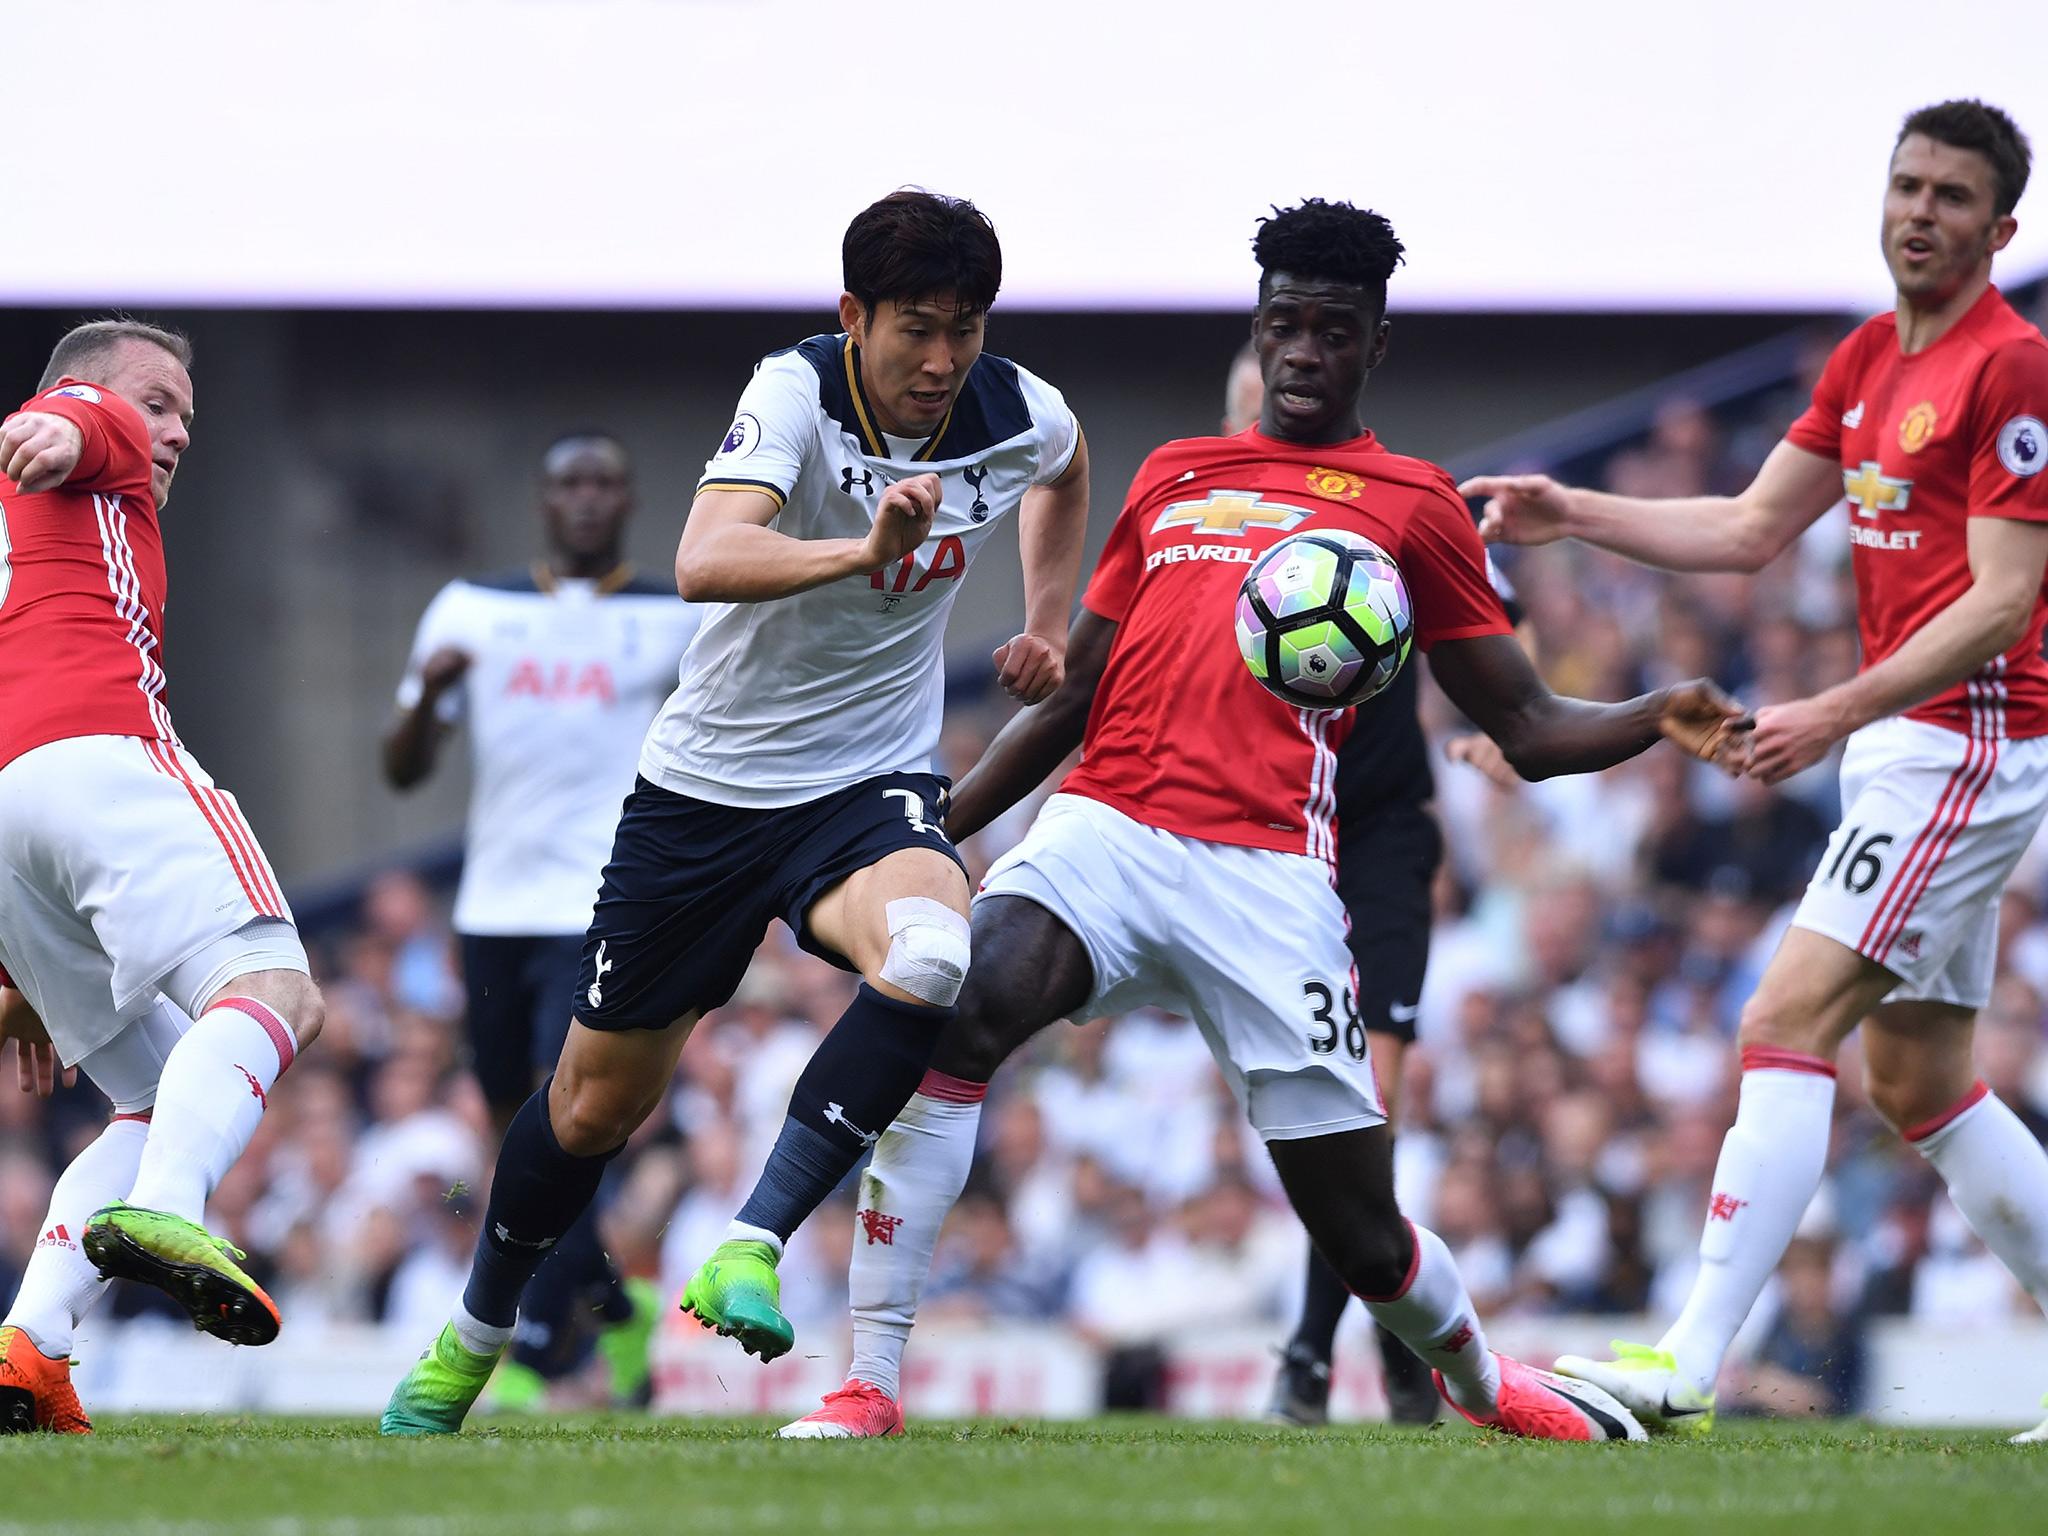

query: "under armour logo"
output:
858 1209 904 1246
587 941 613 1009
824 1102 880 1147
962 464 990 522
842 467 875 496
234 1064 267 1109
1708 1192 1748 1222
493 1222 557 1251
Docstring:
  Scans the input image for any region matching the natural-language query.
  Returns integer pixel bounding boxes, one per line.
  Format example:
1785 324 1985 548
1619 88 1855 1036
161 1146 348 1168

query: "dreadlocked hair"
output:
1252 199 1405 298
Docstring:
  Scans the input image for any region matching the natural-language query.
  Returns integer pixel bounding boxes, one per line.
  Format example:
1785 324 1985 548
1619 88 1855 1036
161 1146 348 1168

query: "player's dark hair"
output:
1253 199 1406 310
842 190 1002 318
38 318 192 391
540 429 630 476
1898 99 2032 217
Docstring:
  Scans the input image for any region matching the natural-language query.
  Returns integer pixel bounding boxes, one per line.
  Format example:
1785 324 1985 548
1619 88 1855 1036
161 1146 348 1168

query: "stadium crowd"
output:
6 308 2048 1421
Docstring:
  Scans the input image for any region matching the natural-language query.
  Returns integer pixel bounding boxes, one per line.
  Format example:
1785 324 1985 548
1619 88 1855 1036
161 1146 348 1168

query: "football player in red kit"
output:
0 321 326 1433
1467 99 2048 1440
778 198 1747 1442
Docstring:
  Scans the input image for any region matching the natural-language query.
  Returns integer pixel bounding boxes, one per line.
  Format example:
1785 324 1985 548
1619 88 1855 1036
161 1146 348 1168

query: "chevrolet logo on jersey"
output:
1843 461 1912 519
1152 490 1307 536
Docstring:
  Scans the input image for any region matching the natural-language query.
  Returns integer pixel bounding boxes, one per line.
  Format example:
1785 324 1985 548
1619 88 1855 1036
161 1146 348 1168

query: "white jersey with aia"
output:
399 567 699 934
639 333 1078 808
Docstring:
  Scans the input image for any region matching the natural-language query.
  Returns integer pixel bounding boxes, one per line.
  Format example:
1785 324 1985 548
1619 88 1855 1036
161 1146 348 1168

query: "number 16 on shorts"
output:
1822 823 1894 895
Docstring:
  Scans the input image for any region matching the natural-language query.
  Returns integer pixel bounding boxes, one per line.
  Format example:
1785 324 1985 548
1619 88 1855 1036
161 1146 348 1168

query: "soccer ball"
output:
1234 528 1414 709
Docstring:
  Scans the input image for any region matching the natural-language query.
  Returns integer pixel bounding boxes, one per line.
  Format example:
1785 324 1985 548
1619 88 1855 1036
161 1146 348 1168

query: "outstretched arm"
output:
1747 516 2048 783
382 646 470 789
948 610 1118 841
1429 632 1748 781
995 433 1092 704
1461 439 1842 574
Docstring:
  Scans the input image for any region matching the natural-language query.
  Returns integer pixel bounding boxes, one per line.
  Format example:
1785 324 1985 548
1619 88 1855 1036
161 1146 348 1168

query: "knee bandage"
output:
878 898 971 1008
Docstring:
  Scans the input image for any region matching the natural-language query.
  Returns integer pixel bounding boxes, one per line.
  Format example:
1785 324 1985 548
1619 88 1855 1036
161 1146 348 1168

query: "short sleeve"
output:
1969 339 2048 523
1081 452 1167 621
15 380 151 496
395 582 472 723
1785 333 1857 461
1403 489 1515 650
1016 366 1081 486
696 353 817 508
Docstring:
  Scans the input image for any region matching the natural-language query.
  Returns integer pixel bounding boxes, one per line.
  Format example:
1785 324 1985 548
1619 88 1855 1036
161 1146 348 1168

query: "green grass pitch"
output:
3 1417 2043 1536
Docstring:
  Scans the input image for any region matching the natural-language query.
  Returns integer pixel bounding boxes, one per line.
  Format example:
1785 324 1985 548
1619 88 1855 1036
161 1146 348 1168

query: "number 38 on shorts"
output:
1303 979 1369 1062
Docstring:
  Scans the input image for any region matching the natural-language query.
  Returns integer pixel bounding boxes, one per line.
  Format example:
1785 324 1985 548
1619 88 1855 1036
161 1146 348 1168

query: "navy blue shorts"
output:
1335 805 1441 1046
459 933 583 1111
574 771 963 1030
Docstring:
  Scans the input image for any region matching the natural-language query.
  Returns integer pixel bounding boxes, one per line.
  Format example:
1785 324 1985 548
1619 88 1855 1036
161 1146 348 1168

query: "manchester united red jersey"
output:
0 380 174 772
1788 285 2048 739
1060 428 1513 857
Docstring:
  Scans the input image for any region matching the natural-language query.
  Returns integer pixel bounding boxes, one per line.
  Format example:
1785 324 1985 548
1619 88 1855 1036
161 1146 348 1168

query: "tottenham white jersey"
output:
398 567 700 934
639 333 1079 808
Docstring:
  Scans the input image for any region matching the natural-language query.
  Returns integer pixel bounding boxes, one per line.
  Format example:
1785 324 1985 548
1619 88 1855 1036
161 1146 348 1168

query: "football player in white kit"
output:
382 189 1090 1433
0 321 327 1432
384 431 699 1408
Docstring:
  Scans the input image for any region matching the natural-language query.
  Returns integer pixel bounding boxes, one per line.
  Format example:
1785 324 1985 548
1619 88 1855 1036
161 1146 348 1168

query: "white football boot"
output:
1551 1341 1715 1434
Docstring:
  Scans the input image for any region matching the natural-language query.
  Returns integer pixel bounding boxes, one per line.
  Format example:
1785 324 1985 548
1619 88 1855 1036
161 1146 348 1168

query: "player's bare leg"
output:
1269 1032 1437 1428
1268 1127 1641 1441
684 848 971 1363
384 1011 696 1435
85 965 323 1347
1862 1001 2048 1441
782 895 1091 1438
1559 926 1894 1428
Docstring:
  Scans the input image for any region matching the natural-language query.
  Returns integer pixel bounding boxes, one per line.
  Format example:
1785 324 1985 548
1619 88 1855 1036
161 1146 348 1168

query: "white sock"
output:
846 1079 985 1402
123 997 295 1224
723 1220 785 1258
451 1300 514 1357
1357 1221 1501 1415
3 1117 149 1356
1659 1050 1835 1397
1909 1083 2048 1316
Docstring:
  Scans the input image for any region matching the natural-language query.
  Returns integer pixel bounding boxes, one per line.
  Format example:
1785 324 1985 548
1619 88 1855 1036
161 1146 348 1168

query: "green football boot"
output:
680 1240 794 1361
598 1277 664 1406
381 1323 506 1436
82 1202 281 1346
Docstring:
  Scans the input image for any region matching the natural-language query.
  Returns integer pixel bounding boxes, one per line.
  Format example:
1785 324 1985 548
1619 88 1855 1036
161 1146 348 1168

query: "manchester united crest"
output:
1306 466 1366 502
1898 400 1939 454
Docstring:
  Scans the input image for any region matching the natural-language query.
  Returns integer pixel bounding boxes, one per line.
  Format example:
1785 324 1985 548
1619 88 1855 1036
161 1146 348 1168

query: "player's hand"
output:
0 411 85 495
1658 679 1753 775
1747 696 1849 786
1445 732 1521 789
1458 473 1575 547
994 632 1065 704
862 473 942 570
0 989 74 1098
419 646 473 698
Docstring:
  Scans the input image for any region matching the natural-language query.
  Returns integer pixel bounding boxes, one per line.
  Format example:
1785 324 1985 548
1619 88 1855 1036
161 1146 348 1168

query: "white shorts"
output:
1792 716 2048 1009
979 793 1385 1141
0 735 306 1064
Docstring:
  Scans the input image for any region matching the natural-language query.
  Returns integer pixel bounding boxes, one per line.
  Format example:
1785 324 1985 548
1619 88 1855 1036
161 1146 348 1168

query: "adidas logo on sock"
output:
38 1224 76 1251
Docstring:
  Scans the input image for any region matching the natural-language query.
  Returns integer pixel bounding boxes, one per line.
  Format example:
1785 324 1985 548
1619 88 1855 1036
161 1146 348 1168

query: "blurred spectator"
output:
1729 1236 1867 1418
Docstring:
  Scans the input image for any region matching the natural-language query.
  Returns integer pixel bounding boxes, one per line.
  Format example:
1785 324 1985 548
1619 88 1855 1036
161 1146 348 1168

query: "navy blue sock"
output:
1289 1246 1353 1361
509 1204 629 1375
734 983 953 1242
463 1083 620 1329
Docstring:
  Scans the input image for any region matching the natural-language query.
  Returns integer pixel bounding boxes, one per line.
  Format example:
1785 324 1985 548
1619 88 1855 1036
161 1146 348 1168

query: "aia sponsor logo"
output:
858 1209 904 1246
504 659 617 705
870 535 967 604
1708 1191 1748 1222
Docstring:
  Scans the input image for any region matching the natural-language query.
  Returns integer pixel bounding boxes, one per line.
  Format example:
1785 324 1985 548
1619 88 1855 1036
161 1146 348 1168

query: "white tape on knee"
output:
879 898 971 1008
